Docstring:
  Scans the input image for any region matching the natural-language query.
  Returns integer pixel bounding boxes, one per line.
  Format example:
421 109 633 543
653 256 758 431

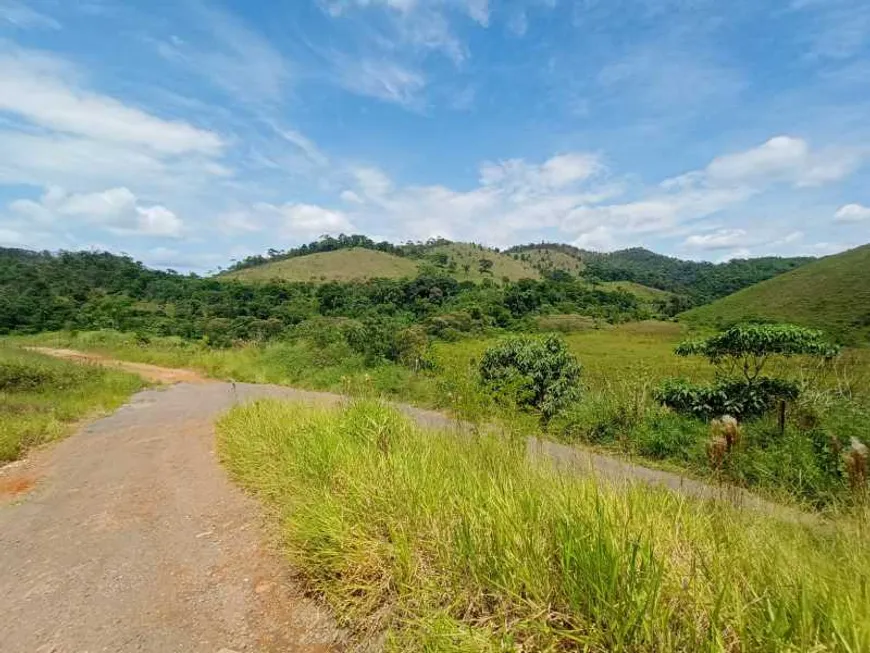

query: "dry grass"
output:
223 248 420 283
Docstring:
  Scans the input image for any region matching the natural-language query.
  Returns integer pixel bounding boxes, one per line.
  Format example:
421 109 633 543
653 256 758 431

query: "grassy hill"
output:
510 247 586 276
223 248 420 283
681 244 870 343
225 242 541 284
422 242 540 282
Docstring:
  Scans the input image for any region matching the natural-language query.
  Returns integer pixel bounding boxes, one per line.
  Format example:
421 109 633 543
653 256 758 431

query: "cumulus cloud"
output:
684 228 751 251
5 187 184 237
667 136 865 191
834 203 870 223
226 202 355 240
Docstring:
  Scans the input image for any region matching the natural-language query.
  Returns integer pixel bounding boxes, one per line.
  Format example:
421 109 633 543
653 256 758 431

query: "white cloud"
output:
133 206 184 237
352 166 394 198
6 187 184 238
0 227 25 245
0 46 223 155
572 226 618 251
250 202 355 239
675 136 866 190
320 0 490 62
684 228 751 251
834 203 870 223
336 59 426 107
0 1 60 29
340 189 365 204
480 153 604 198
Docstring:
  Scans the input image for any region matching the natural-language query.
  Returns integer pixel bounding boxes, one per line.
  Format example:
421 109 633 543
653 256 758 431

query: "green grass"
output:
600 281 675 302
0 347 145 462
218 399 870 652
222 248 421 283
682 244 870 344
15 325 870 506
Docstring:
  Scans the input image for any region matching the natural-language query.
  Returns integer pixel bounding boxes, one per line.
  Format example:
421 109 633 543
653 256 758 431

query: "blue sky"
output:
0 0 868 271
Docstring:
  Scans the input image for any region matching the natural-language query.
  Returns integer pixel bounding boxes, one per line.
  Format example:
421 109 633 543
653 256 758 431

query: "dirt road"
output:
0 349 809 652
0 378 349 652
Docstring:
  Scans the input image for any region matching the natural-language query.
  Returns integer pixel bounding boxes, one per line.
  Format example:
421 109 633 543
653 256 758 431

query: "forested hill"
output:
0 247 649 343
508 243 813 304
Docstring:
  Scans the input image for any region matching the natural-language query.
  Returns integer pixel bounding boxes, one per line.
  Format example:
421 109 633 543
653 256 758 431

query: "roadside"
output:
29 346 816 522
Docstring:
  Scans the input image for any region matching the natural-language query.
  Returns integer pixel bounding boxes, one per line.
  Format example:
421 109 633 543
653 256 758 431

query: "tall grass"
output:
0 347 144 462
218 399 870 652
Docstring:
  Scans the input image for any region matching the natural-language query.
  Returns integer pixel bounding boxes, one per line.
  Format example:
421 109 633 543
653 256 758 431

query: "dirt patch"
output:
27 347 212 385
0 474 36 499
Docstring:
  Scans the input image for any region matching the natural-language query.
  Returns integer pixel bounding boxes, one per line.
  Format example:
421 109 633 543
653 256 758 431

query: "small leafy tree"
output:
478 258 494 275
479 334 581 421
657 324 840 420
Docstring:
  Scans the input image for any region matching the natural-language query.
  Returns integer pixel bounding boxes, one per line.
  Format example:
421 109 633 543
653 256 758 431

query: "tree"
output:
675 324 840 383
479 334 581 422
478 258 494 275
657 324 840 420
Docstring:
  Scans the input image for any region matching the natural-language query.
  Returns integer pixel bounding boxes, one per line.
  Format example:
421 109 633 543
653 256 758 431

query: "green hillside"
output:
510 246 586 276
422 242 541 282
681 244 870 343
225 242 541 284
223 248 420 283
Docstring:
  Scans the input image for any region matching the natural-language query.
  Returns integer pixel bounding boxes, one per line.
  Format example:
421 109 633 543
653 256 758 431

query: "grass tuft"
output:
218 399 870 652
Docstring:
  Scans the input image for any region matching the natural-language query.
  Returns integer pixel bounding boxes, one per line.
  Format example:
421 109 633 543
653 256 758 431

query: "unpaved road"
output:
0 349 809 653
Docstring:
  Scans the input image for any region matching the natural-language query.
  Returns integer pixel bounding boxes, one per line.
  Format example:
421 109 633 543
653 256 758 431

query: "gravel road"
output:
0 349 811 652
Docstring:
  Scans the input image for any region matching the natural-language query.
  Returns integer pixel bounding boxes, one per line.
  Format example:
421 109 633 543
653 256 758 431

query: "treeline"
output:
508 244 813 305
0 248 649 346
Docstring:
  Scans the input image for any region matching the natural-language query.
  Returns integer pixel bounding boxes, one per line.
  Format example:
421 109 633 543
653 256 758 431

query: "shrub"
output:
479 334 581 421
655 377 800 421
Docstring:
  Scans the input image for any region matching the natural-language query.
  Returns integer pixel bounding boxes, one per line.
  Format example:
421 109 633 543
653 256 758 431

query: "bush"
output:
655 377 800 421
0 358 92 392
479 334 581 421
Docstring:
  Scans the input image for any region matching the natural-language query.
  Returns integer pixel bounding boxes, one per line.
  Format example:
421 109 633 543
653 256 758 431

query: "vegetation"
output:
224 233 406 272
681 244 870 345
222 248 421 283
0 247 651 343
479 334 581 421
0 347 144 462
226 237 541 284
508 243 813 307
20 322 870 507
218 399 870 652
656 324 839 420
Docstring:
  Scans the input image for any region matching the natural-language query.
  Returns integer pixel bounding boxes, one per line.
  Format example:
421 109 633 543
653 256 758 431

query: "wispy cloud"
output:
0 45 223 155
0 0 60 29
154 3 291 105
334 57 426 107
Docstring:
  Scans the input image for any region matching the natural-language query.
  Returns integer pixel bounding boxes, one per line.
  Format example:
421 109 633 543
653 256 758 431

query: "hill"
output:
509 246 586 276
681 244 870 343
583 248 813 303
421 242 541 282
225 241 541 284
222 248 420 283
